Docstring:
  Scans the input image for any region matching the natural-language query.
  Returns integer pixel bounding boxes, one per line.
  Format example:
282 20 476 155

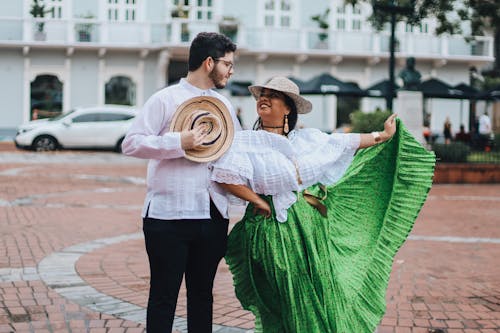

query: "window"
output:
72 113 102 123
100 113 135 121
263 0 292 28
71 112 134 123
335 5 346 31
351 4 362 31
106 0 138 22
30 75 63 120
171 0 213 20
48 0 64 19
193 0 213 21
406 22 429 34
105 76 136 106
334 3 363 31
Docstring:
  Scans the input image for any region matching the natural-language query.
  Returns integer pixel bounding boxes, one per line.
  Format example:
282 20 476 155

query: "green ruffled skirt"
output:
225 120 436 333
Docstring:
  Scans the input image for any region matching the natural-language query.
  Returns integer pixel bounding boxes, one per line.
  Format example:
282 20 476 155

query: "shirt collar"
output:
180 78 214 96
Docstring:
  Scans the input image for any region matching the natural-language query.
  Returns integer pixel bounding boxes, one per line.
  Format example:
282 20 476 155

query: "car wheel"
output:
32 135 58 152
115 137 124 153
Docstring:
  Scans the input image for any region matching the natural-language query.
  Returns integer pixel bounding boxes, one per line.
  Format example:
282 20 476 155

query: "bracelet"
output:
371 131 382 143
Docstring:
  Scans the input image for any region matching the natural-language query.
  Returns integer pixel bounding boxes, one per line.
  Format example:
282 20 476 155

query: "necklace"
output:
261 124 283 129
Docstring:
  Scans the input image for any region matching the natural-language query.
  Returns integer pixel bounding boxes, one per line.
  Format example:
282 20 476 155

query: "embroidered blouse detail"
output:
211 129 360 222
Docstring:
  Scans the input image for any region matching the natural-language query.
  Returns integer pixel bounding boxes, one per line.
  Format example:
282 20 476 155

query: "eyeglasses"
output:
214 58 234 71
259 90 285 100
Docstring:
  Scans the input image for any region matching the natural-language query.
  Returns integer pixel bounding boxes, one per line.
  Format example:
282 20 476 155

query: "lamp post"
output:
372 1 413 111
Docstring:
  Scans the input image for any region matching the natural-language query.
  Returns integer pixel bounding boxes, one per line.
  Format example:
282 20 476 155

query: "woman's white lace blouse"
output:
210 129 360 222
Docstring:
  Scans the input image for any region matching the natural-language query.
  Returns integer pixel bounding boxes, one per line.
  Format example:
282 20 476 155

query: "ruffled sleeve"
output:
291 129 360 189
211 130 300 222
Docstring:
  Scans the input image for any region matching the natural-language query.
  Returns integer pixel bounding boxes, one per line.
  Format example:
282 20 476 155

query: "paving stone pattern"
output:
0 147 499 332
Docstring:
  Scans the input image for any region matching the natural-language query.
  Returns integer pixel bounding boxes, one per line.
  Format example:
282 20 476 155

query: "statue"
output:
398 57 421 90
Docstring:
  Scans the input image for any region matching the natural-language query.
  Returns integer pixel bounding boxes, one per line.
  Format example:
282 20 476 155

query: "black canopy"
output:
226 80 252 96
417 78 466 99
478 84 500 100
365 79 400 97
301 73 366 96
453 83 478 99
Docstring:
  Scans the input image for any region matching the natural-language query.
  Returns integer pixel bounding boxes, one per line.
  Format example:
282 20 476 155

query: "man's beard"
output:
208 67 227 89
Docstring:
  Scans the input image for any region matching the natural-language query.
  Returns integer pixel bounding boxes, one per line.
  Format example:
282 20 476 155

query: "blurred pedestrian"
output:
478 112 492 151
454 124 471 143
443 117 452 144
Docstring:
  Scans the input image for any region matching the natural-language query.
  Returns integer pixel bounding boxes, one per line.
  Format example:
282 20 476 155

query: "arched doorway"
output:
105 76 136 105
30 74 63 120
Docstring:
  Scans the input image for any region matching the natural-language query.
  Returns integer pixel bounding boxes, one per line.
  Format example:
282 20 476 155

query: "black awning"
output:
226 80 252 96
365 79 400 97
417 78 466 99
478 84 500 100
453 83 479 99
302 73 366 96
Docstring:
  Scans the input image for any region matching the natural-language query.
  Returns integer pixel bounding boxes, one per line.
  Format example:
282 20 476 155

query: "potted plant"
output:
218 16 239 41
171 3 189 18
75 13 95 42
30 0 54 41
311 8 330 46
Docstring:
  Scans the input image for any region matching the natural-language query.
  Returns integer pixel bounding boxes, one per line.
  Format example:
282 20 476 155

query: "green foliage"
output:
346 0 500 72
311 8 330 41
483 76 500 90
311 8 330 29
30 0 54 32
432 142 470 163
350 109 392 133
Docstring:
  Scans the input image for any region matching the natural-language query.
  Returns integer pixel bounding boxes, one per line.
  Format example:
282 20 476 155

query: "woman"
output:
211 77 435 332
443 117 452 144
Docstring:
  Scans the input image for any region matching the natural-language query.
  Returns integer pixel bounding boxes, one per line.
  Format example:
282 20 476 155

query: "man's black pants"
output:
143 202 229 333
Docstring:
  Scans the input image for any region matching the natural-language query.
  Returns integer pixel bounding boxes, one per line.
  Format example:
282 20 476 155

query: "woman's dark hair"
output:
252 92 299 134
188 32 237 71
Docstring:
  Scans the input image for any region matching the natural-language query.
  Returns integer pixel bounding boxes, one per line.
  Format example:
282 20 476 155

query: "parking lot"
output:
0 143 499 333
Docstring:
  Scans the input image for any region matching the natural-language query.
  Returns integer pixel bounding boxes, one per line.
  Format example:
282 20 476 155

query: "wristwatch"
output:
371 131 381 142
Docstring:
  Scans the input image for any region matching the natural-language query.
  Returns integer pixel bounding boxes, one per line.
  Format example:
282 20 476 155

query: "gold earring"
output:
283 115 289 134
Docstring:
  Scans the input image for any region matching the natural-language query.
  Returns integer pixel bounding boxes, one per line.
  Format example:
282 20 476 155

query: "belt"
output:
303 184 328 217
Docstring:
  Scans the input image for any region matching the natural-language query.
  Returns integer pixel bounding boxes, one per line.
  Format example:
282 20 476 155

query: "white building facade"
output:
0 0 494 135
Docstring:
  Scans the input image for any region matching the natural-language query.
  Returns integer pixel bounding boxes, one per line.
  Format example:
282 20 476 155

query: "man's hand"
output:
180 124 208 150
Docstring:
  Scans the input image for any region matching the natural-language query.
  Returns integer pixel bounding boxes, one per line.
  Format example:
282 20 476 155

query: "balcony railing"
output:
0 16 494 59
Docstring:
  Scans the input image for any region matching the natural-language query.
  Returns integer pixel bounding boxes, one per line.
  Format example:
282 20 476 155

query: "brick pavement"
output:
0 147 499 333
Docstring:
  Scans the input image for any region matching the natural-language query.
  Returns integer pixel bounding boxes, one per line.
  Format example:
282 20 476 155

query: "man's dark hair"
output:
188 32 237 71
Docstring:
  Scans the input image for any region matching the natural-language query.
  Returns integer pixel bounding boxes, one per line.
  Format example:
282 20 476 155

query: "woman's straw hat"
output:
170 96 234 163
248 76 312 114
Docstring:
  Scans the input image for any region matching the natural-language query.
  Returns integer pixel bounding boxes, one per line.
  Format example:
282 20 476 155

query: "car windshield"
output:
48 110 75 121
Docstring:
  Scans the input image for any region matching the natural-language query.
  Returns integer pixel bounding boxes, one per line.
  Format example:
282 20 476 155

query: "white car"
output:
15 105 137 152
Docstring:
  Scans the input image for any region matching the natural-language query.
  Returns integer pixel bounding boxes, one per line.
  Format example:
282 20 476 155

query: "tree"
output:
346 0 500 83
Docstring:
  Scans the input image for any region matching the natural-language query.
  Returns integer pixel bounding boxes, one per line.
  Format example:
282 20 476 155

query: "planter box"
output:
433 163 500 184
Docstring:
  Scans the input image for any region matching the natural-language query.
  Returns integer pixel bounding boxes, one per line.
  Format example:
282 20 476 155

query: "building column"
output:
157 50 170 89
98 58 106 105
64 49 72 111
23 56 31 123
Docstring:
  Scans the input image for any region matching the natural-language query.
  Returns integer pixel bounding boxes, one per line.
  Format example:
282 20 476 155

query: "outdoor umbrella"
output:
417 78 466 99
226 80 252 96
302 73 366 96
478 84 500 101
453 83 479 99
365 79 400 97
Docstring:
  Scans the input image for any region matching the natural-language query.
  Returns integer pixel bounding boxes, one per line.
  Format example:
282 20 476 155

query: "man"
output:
478 112 492 151
122 32 241 333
